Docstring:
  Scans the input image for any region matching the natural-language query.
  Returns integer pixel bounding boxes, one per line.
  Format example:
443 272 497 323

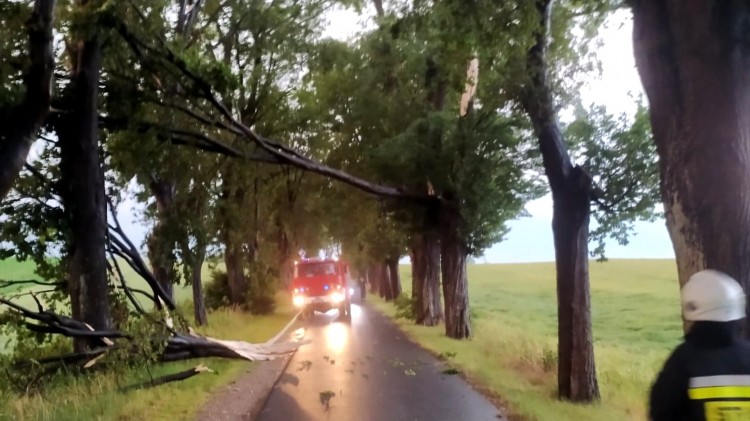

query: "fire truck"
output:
291 258 353 320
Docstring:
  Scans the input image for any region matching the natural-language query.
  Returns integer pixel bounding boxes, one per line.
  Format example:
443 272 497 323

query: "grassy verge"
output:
1 293 296 421
0 259 42 293
371 259 681 421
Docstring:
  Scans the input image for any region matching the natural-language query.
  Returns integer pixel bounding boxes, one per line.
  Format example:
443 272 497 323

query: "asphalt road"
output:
257 303 502 421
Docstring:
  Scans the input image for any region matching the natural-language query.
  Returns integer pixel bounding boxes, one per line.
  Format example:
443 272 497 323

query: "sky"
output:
116 6 675 264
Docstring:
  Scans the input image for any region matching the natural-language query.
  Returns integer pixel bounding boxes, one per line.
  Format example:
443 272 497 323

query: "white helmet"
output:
682 269 746 322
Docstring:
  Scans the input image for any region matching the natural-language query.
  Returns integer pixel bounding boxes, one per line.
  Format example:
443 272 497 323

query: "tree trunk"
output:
519 0 600 402
387 258 402 298
379 261 394 301
0 0 55 201
372 0 384 18
419 233 443 326
632 1 750 332
224 241 246 307
192 252 207 326
368 264 379 294
58 29 110 350
410 239 425 319
148 179 176 303
440 207 470 339
277 224 293 288
552 180 599 401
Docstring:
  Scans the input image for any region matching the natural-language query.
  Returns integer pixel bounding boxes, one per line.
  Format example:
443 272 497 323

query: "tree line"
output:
0 0 747 406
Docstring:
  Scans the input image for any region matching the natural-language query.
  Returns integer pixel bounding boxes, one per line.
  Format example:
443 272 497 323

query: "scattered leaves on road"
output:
297 360 313 371
404 369 416 376
442 367 460 375
319 390 335 410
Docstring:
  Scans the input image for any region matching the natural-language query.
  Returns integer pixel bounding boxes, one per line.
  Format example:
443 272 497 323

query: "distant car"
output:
291 258 352 321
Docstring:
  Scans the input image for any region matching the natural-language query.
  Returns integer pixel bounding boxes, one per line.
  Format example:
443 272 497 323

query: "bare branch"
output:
110 17 437 204
0 279 64 290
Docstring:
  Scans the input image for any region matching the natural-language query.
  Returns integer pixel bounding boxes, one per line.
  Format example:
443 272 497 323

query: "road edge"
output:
246 312 302 421
194 311 302 421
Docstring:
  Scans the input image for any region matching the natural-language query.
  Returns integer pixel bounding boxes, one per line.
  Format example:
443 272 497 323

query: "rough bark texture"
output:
148 178 176 302
387 258 402 298
224 242 246 307
379 261 395 301
632 1 750 332
58 31 110 349
520 0 599 402
192 253 208 326
440 207 471 339
410 239 425 318
0 0 55 201
412 234 442 326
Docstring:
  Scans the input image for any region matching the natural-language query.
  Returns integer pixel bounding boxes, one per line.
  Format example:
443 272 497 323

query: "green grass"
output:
0 259 295 421
372 259 682 421
0 259 42 293
1 294 295 421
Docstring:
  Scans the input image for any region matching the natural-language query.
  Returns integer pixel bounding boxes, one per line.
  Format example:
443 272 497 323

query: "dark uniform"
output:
650 320 750 420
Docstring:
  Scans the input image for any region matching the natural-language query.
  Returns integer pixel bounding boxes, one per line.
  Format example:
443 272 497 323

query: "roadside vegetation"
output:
372 259 680 421
1 256 294 421
0 0 747 419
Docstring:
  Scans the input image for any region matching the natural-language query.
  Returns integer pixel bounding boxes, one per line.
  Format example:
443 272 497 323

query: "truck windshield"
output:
295 262 336 278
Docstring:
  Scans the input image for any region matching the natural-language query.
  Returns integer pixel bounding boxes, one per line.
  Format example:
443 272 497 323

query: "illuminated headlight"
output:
293 295 305 307
348 287 355 296
331 292 345 303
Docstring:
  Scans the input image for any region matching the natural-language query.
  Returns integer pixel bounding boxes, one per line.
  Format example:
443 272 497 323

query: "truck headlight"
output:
293 295 305 307
331 292 345 303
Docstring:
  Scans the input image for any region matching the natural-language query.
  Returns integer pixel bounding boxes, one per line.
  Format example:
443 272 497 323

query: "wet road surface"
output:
258 303 502 421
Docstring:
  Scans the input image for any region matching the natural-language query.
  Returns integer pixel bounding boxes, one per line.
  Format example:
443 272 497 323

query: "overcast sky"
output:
117 6 675 264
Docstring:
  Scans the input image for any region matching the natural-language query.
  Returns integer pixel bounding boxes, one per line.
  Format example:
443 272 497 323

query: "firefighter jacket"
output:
649 320 750 421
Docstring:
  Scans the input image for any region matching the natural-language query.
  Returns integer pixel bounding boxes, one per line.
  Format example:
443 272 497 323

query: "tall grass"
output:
1 258 295 421
1 296 295 421
373 259 682 421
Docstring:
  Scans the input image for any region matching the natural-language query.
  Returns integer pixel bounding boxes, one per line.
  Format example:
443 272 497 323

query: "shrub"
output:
394 293 416 321
204 270 231 310
245 262 277 315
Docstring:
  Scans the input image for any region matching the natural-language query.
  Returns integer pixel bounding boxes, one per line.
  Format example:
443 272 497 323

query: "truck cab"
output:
291 258 352 321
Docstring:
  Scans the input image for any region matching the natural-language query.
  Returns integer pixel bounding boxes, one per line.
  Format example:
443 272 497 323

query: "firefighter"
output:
649 269 750 420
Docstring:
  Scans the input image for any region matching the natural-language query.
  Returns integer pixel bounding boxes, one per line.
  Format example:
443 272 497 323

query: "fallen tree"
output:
0 203 306 392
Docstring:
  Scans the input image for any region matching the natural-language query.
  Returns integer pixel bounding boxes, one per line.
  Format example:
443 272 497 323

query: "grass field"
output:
0 259 42 293
372 259 682 421
0 259 295 421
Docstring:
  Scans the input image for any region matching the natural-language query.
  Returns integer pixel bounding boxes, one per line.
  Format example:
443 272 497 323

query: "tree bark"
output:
379 261 394 301
372 0 384 18
420 233 443 326
0 0 55 201
551 176 598 401
191 251 207 326
224 241 246 307
387 257 402 298
519 0 599 401
440 207 471 339
410 238 425 319
148 178 176 302
368 264 379 294
58 27 110 350
632 1 750 332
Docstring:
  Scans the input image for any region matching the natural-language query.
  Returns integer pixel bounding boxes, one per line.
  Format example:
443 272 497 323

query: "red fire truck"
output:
291 258 352 320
